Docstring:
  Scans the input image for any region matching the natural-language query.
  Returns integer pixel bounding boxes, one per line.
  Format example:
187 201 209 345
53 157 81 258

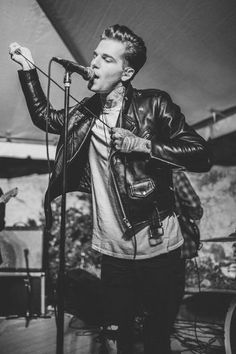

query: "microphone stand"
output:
24 248 33 328
56 69 71 354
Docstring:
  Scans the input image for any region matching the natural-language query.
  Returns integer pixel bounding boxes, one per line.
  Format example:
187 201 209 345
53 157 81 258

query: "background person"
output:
168 171 204 332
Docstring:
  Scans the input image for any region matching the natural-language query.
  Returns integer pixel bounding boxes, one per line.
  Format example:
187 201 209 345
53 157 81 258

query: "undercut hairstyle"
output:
101 24 147 77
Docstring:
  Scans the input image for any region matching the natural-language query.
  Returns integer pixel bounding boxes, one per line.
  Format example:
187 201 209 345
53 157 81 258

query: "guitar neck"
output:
0 188 18 204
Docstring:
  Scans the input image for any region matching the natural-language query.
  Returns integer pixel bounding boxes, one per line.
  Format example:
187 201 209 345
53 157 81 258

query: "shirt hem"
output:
92 237 184 260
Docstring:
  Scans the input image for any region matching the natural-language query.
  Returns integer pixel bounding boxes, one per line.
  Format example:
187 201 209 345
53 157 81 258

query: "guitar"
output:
0 187 18 204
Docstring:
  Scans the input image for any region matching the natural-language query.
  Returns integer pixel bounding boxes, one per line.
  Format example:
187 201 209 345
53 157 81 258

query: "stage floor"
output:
0 312 226 354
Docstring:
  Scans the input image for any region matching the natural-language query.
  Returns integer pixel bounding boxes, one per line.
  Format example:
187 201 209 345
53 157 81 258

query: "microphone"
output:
52 57 94 80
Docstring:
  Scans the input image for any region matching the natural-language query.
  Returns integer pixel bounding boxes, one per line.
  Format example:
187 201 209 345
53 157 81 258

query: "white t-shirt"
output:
89 104 183 259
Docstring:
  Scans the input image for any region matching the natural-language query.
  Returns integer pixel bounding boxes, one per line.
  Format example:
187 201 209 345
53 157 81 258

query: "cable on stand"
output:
56 68 71 354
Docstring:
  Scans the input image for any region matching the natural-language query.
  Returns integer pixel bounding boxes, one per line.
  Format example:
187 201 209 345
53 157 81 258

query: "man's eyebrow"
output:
93 50 116 61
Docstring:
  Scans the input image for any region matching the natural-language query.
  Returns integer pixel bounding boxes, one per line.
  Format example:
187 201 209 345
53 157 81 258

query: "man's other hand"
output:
110 127 151 154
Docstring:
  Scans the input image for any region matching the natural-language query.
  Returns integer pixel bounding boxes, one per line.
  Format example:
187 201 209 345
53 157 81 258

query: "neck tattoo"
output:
100 84 125 110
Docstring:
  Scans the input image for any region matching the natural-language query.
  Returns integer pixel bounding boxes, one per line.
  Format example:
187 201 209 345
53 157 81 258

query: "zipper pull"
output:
149 224 164 246
149 237 163 246
123 217 132 229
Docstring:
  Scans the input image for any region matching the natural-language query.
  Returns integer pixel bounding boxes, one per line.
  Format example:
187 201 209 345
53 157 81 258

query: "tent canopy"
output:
1 0 236 173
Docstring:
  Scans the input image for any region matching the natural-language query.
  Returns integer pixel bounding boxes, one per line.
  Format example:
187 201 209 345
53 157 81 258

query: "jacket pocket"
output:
129 178 155 198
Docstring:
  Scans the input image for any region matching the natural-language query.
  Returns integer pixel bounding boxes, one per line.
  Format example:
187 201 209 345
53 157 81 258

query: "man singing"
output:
9 24 211 353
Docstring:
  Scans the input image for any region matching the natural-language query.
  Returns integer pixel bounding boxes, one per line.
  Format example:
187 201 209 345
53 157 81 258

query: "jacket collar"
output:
84 93 102 117
84 83 135 128
122 83 134 115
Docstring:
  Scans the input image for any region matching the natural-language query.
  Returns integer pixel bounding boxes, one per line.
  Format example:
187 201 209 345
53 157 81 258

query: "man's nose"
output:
91 56 100 68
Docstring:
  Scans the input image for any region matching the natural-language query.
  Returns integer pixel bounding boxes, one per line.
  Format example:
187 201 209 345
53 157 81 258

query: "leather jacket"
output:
19 69 211 233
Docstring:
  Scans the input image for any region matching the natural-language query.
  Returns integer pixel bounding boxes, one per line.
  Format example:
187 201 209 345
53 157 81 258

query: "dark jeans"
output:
101 248 185 354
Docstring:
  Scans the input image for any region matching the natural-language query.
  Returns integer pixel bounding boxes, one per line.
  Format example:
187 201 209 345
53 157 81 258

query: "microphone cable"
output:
14 50 184 169
15 51 71 327
172 257 225 353
45 58 59 327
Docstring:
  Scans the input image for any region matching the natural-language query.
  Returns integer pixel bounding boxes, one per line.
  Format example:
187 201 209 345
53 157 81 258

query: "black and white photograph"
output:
0 1 236 353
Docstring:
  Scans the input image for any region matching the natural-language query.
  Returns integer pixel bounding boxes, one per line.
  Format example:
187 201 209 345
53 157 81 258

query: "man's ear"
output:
121 67 135 82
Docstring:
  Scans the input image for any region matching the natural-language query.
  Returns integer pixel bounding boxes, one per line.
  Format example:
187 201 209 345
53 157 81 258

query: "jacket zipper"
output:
109 96 133 231
109 151 133 231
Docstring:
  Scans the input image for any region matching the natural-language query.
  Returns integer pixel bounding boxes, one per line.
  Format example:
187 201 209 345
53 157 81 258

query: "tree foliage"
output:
40 193 101 283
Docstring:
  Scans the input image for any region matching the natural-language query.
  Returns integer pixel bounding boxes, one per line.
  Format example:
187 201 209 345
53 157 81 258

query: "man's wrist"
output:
22 64 34 71
21 60 35 71
121 136 151 154
136 138 151 154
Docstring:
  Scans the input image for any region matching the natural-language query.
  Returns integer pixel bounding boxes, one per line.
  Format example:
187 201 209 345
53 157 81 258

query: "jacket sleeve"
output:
18 69 69 135
150 91 212 172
